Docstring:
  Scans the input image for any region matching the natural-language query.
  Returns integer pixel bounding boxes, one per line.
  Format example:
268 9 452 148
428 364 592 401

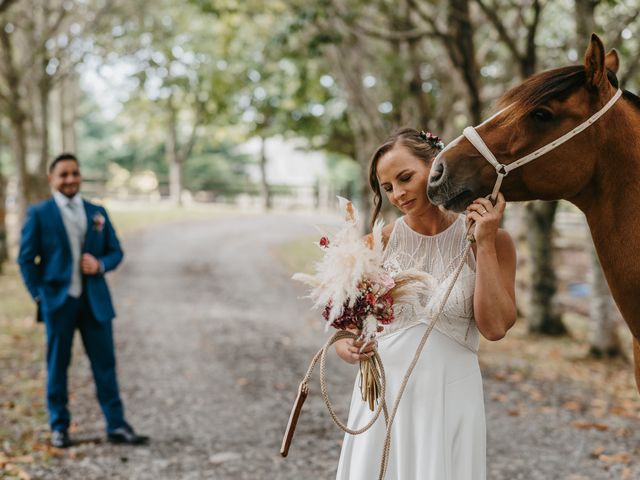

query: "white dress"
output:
336 215 486 480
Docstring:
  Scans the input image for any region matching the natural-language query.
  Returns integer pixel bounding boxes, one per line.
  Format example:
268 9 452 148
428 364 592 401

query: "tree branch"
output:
474 0 522 62
610 8 640 52
43 7 69 44
179 102 205 162
0 0 19 15
620 52 640 88
351 19 434 42
0 87 10 108
329 0 434 43
522 0 543 76
407 0 450 42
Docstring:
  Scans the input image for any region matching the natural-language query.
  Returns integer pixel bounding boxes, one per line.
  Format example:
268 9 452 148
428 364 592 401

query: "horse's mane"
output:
623 90 640 111
497 66 586 124
496 65 633 123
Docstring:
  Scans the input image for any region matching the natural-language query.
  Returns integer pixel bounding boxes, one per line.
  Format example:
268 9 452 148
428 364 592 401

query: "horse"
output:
427 33 640 393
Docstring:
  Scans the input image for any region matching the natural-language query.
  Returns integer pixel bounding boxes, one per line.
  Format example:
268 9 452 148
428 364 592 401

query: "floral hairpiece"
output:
419 130 445 151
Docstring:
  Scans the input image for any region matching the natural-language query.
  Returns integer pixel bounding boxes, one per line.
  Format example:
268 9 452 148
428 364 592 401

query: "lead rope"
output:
283 236 474 480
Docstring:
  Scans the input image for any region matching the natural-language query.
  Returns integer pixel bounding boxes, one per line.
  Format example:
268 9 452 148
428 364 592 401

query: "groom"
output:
18 153 148 448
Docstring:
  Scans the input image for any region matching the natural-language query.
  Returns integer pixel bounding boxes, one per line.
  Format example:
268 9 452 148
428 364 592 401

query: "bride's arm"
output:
473 230 517 340
467 194 517 341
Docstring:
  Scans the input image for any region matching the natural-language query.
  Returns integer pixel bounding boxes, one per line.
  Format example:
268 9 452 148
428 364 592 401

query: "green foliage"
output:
184 144 252 193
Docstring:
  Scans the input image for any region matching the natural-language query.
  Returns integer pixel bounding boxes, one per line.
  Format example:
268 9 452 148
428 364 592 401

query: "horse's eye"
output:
532 108 553 122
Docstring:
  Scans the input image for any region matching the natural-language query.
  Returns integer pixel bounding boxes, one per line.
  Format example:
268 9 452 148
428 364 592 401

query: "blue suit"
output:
18 197 127 433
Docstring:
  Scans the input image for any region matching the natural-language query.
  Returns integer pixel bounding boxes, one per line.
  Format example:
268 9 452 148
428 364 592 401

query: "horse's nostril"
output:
429 162 445 185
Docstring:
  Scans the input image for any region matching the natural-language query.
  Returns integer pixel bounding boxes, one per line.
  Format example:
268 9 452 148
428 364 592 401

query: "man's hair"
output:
49 153 79 173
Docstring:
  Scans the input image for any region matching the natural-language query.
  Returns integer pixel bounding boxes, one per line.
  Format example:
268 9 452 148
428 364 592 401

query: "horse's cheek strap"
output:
463 127 505 202
463 127 500 168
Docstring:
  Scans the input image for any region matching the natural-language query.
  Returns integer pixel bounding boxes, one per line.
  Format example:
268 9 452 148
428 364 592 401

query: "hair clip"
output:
419 130 445 150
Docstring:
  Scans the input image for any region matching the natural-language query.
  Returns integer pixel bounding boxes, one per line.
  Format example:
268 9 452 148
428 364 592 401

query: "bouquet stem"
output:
359 355 382 411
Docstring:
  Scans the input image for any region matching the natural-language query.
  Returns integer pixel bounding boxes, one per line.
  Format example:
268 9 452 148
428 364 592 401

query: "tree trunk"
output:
448 0 481 124
38 69 50 173
166 106 183 206
575 0 600 51
259 136 272 210
1 27 30 222
30 67 52 203
407 37 432 128
169 158 183 206
526 201 567 335
588 240 623 357
59 73 77 153
0 168 7 272
8 111 30 222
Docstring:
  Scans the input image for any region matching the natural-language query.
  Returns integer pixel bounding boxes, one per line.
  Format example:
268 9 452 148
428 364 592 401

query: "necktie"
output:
67 201 84 229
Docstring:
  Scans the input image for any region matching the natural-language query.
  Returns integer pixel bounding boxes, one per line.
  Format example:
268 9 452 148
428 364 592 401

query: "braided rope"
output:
302 330 389 435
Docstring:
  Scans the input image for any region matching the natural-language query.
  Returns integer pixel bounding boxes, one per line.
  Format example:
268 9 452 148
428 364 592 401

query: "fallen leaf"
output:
598 451 631 464
572 421 608 431
507 372 524 383
528 390 544 402
562 400 582 412
3 463 31 480
5 455 33 464
536 406 556 414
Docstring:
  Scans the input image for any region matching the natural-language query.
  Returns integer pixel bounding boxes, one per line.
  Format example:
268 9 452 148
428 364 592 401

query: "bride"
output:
334 128 517 480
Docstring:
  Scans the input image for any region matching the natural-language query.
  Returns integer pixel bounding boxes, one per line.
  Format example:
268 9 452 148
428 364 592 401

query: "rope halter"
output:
451 89 623 203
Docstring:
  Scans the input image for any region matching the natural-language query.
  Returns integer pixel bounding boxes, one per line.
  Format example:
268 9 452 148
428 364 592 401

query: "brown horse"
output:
427 34 640 392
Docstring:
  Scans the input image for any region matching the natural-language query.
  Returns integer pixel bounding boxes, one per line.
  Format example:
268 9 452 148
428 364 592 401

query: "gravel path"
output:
22 213 640 479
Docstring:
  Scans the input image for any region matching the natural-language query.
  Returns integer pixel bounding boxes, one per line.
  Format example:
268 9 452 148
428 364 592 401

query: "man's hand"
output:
81 253 102 275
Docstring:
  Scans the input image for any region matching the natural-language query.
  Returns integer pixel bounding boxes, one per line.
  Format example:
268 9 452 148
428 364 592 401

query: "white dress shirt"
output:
53 191 87 298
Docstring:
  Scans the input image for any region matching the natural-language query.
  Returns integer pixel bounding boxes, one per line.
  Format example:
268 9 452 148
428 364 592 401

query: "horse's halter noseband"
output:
440 88 623 203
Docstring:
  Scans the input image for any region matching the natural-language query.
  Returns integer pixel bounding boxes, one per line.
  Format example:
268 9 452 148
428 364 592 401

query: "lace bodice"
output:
381 215 480 352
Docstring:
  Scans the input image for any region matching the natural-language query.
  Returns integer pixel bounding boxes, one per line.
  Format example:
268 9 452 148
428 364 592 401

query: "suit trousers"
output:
43 294 126 433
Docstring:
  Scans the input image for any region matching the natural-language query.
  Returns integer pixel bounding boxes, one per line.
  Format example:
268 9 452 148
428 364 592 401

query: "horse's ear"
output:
605 48 620 74
584 33 607 90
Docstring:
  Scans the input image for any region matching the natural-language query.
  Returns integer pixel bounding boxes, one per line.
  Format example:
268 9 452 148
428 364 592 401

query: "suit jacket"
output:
18 197 124 323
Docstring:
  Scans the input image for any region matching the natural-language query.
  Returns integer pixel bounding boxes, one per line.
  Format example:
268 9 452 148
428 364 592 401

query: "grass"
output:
0 202 244 475
273 235 324 275
105 201 237 236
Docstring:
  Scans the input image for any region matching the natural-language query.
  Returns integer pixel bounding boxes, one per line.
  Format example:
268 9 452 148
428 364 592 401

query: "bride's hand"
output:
465 193 505 246
335 338 377 364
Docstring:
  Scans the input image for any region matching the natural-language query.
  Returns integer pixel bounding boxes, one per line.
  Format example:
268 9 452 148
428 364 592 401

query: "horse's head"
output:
428 34 621 212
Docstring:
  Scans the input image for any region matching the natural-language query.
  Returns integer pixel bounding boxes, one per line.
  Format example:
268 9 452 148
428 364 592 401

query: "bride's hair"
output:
368 127 441 229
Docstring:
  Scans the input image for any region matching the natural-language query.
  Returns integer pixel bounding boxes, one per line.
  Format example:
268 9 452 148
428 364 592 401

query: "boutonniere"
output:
92 212 105 232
